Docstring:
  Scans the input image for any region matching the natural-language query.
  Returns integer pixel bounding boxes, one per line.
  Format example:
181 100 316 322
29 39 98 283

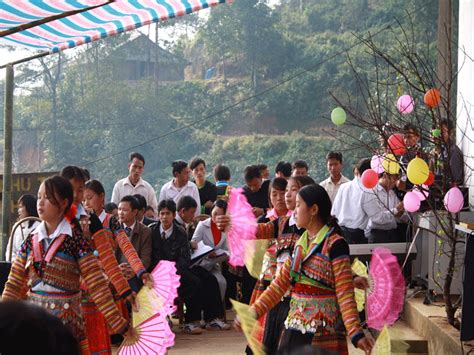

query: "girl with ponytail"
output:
2 176 129 354
244 184 374 354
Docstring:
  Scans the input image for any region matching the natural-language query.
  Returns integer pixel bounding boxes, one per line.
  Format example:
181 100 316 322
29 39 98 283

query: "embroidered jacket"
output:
2 224 128 335
252 230 364 346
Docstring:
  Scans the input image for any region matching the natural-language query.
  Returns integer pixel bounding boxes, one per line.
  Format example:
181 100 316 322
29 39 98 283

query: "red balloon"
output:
388 134 407 156
424 171 435 186
361 169 379 189
424 88 441 108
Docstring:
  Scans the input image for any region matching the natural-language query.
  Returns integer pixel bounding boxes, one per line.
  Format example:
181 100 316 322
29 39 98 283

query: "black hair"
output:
81 168 90 181
43 176 73 213
440 118 453 131
60 166 86 183
172 160 188 176
214 164 231 181
145 206 154 212
288 175 316 189
270 177 288 192
189 157 206 170
18 194 38 227
326 152 343 163
244 165 261 182
177 195 198 211
275 161 292 178
297 184 342 234
258 164 268 171
355 158 371 175
84 179 105 196
129 152 145 165
158 199 177 214
133 194 147 210
403 123 420 136
104 202 118 213
292 160 309 170
212 199 228 214
0 301 79 355
120 195 139 210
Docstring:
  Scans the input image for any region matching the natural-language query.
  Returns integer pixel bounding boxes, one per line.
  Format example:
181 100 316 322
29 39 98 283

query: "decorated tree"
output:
328 18 470 327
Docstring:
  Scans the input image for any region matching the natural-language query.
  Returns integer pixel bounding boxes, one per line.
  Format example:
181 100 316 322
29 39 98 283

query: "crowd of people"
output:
0 118 464 355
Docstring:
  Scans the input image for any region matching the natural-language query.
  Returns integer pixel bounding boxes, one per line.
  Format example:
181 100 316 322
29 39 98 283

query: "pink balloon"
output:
413 185 429 201
444 187 464 213
404 191 421 212
397 95 414 115
361 169 379 189
371 155 384 174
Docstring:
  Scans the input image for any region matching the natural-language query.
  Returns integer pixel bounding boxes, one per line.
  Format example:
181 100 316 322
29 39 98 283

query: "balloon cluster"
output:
354 88 463 213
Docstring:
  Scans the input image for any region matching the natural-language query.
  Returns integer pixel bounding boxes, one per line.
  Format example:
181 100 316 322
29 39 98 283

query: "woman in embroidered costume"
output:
2 176 129 354
238 184 374 354
248 176 314 354
80 177 153 353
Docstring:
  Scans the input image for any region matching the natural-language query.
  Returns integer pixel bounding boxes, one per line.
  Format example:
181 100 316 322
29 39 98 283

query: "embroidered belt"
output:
293 283 333 295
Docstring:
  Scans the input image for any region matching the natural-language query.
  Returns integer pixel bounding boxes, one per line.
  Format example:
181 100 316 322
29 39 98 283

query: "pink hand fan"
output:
366 247 405 330
227 188 258 267
118 313 175 355
151 260 180 314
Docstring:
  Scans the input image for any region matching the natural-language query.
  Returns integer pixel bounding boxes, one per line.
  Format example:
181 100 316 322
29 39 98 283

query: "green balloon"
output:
432 128 441 138
331 107 346 126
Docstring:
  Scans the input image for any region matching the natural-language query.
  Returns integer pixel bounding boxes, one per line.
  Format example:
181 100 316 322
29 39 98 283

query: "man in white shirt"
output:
331 158 372 244
363 172 406 243
111 152 158 214
159 160 201 217
320 152 349 203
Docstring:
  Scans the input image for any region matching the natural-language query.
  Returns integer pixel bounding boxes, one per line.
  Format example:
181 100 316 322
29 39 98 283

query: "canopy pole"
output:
1 65 14 260
0 51 49 70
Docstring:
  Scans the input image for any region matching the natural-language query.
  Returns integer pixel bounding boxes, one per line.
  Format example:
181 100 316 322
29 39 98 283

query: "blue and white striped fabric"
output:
0 0 229 53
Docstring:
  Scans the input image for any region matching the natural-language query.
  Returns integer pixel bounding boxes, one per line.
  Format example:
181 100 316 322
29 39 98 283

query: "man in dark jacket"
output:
149 199 229 334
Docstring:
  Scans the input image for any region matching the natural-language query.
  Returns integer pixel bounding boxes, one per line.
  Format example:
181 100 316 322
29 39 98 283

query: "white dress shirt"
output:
331 177 370 230
320 174 350 203
111 176 158 213
159 224 174 239
363 184 400 231
98 209 107 224
159 180 201 217
5 220 40 262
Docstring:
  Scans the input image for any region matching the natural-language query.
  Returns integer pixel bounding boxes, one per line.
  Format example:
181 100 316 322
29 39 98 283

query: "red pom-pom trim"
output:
65 204 78 222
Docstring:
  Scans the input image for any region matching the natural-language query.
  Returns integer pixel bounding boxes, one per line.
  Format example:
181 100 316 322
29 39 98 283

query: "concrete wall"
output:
457 0 474 210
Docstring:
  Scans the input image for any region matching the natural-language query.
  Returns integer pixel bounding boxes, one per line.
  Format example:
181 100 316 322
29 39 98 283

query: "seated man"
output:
175 195 198 239
149 199 229 334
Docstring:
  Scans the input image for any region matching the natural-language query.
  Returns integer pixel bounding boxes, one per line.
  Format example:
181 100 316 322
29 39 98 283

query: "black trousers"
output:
368 228 401 243
340 226 367 244
180 266 225 323
241 266 257 305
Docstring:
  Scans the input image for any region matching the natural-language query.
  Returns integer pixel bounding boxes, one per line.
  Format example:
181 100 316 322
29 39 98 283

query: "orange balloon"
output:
424 88 441 108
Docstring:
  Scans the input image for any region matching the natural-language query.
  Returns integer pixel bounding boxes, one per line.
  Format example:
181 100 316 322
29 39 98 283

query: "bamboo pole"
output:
1 65 14 260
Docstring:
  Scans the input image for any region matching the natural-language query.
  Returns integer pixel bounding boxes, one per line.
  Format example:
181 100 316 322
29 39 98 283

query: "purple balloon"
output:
397 95 414 115
404 191 421 212
444 187 464 213
370 155 384 174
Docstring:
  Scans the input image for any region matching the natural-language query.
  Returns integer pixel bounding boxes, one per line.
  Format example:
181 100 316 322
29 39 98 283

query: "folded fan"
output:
230 299 265 355
351 258 368 312
227 188 258 267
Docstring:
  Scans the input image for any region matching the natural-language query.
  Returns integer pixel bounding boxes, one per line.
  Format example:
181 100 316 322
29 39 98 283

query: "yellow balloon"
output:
407 157 429 185
382 154 400 174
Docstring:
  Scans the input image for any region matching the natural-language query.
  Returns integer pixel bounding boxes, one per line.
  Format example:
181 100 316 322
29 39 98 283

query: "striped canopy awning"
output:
0 0 228 53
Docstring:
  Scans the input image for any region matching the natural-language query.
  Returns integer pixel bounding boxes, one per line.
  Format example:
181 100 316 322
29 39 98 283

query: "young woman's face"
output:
285 179 299 211
293 194 313 229
83 189 104 214
70 178 85 206
211 206 226 228
270 187 287 214
17 201 28 219
37 183 65 223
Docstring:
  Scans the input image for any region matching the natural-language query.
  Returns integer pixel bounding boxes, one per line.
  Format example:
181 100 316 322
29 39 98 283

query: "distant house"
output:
111 34 189 82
